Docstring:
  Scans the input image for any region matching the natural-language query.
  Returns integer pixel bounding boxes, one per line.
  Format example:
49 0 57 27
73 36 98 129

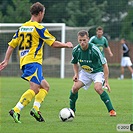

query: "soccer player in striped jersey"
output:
0 2 73 123
69 30 116 116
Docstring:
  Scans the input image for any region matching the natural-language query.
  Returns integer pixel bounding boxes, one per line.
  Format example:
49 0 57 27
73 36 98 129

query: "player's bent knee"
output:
94 87 103 94
72 86 79 93
32 88 40 94
41 80 50 92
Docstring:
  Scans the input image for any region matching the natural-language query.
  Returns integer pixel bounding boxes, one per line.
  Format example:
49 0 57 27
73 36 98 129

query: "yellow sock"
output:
33 89 48 111
14 89 35 113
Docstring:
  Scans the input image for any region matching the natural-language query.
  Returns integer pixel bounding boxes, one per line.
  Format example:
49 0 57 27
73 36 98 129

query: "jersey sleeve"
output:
8 30 19 48
104 37 109 48
71 47 78 64
123 44 129 53
89 36 95 43
35 25 56 46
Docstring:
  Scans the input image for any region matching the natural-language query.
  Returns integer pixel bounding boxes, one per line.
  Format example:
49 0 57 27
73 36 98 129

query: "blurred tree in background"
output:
62 0 107 27
121 2 133 41
0 0 32 22
0 0 133 41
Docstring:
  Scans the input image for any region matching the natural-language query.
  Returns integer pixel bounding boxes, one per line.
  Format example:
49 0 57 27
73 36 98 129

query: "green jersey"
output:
89 36 108 57
71 43 106 73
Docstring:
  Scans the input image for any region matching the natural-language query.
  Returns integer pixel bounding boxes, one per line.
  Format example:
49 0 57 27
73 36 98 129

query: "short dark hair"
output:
96 26 103 31
77 30 89 37
121 38 126 41
30 2 45 15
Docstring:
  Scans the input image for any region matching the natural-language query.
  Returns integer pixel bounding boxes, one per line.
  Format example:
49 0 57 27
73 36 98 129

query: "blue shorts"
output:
21 63 44 85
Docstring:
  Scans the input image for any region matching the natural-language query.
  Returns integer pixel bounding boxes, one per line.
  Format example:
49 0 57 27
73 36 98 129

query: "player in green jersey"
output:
0 2 73 123
89 26 113 57
69 30 116 116
89 26 113 88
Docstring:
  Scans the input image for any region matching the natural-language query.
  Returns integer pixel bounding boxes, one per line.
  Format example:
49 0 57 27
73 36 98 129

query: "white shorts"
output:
121 57 132 67
79 69 105 90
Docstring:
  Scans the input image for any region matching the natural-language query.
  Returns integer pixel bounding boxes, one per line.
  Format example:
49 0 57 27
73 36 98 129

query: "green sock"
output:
100 91 114 112
69 91 78 112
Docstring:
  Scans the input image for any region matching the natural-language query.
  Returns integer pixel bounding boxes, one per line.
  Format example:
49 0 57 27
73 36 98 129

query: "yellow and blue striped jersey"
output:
8 20 56 69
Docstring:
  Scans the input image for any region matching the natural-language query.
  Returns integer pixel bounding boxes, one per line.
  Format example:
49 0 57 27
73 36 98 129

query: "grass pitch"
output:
0 77 132 133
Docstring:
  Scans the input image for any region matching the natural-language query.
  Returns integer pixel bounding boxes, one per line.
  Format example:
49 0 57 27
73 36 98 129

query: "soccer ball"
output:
59 108 75 122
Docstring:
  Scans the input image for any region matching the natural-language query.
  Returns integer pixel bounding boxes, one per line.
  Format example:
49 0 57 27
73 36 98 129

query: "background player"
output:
0 2 73 123
119 38 133 79
89 26 113 88
69 30 116 116
89 26 113 58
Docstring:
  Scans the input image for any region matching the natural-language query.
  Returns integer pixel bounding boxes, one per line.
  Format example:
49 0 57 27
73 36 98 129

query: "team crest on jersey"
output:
82 65 93 73
99 46 103 51
20 26 34 32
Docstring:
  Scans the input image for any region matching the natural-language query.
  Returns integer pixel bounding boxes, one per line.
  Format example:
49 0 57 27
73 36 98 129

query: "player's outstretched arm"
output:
51 41 73 48
0 46 14 71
